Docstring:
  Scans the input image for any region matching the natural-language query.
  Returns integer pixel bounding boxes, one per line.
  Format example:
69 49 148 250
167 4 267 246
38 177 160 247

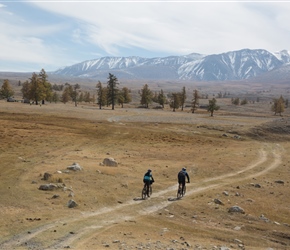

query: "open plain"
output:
0 95 290 250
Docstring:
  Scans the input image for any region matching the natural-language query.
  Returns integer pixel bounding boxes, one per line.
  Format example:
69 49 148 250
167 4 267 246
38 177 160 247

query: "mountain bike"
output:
142 183 152 200
177 183 186 198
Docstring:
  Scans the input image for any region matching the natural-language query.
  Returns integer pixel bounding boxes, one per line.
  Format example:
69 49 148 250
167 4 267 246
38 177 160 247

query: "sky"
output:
1 0 290 72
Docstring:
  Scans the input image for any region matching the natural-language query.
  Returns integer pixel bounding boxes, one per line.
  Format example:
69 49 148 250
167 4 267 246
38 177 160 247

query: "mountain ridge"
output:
52 48 290 82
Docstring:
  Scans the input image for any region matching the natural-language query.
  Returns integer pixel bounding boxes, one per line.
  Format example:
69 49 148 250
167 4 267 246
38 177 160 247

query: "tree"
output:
191 89 200 113
21 81 30 100
29 72 46 105
96 81 106 109
21 69 52 105
0 79 14 99
118 87 132 108
232 97 240 105
207 98 220 117
169 92 181 112
51 92 59 103
241 98 248 105
91 94 96 103
72 84 80 107
78 92 84 103
180 86 186 111
157 89 167 108
152 91 158 103
217 91 223 98
84 91 91 103
61 86 71 104
39 68 52 104
107 73 119 110
140 84 153 108
271 95 285 116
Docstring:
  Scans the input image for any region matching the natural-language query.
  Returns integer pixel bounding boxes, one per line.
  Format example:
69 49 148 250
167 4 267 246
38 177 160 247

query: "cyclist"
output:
143 169 154 197
178 167 190 195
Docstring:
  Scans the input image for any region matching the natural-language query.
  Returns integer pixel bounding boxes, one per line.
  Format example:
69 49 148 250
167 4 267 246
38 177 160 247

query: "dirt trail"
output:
0 143 282 250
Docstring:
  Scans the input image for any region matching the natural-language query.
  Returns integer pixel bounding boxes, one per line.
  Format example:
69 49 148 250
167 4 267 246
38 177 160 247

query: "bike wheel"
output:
183 185 186 196
142 187 146 200
177 186 182 198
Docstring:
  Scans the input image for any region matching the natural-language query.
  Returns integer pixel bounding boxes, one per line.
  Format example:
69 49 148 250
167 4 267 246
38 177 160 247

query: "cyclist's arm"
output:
186 173 190 183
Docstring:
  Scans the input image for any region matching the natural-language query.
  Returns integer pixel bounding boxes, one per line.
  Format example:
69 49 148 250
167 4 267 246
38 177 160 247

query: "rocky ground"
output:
0 100 290 250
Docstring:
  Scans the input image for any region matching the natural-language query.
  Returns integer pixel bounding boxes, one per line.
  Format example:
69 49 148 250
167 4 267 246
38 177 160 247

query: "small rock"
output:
214 198 224 205
67 162 82 171
259 214 270 222
228 206 245 214
67 199 78 208
223 191 229 196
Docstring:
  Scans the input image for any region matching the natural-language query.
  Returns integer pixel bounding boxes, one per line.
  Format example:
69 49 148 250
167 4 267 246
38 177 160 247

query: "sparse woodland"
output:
1 70 288 117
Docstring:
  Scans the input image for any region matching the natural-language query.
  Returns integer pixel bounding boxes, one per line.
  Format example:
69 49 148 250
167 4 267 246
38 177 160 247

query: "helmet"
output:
147 169 152 172
182 167 186 171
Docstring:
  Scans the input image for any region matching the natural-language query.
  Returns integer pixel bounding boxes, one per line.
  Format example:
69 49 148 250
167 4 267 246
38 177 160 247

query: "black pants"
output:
144 181 151 196
178 179 185 193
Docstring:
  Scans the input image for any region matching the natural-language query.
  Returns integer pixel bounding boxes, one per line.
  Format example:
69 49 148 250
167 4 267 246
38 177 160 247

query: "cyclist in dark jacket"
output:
178 167 190 194
143 169 154 197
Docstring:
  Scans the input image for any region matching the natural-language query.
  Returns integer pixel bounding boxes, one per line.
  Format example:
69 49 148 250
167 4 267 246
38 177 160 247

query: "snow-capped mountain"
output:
53 49 290 81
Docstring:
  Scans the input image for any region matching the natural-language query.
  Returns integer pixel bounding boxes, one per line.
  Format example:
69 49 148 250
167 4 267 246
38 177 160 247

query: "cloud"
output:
32 2 290 54
1 1 290 72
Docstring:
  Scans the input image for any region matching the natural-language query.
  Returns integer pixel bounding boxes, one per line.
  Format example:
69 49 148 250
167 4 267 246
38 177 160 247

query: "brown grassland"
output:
0 85 290 249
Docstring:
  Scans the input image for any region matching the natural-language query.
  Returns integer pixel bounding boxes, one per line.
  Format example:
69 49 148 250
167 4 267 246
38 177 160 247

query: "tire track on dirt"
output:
0 143 282 250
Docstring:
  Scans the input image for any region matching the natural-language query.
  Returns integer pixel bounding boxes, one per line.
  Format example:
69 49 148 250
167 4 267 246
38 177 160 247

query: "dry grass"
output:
0 99 290 250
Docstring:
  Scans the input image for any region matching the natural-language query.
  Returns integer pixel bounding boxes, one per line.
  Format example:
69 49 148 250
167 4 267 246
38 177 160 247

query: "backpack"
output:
178 171 185 179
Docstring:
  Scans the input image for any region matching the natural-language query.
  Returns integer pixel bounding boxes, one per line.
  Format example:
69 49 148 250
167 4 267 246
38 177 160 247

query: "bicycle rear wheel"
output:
183 185 186 196
142 186 147 200
177 185 182 198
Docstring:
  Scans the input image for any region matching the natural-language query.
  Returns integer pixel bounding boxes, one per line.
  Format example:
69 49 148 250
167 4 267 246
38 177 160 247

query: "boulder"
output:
67 162 82 171
228 206 245 214
103 157 118 167
67 199 78 208
39 183 58 191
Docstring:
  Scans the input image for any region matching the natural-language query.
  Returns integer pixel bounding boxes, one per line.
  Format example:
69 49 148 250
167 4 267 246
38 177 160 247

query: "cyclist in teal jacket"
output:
143 169 155 197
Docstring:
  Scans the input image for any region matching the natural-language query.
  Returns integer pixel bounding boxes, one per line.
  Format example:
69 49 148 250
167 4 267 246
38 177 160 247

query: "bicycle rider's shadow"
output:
168 197 181 201
133 197 144 201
